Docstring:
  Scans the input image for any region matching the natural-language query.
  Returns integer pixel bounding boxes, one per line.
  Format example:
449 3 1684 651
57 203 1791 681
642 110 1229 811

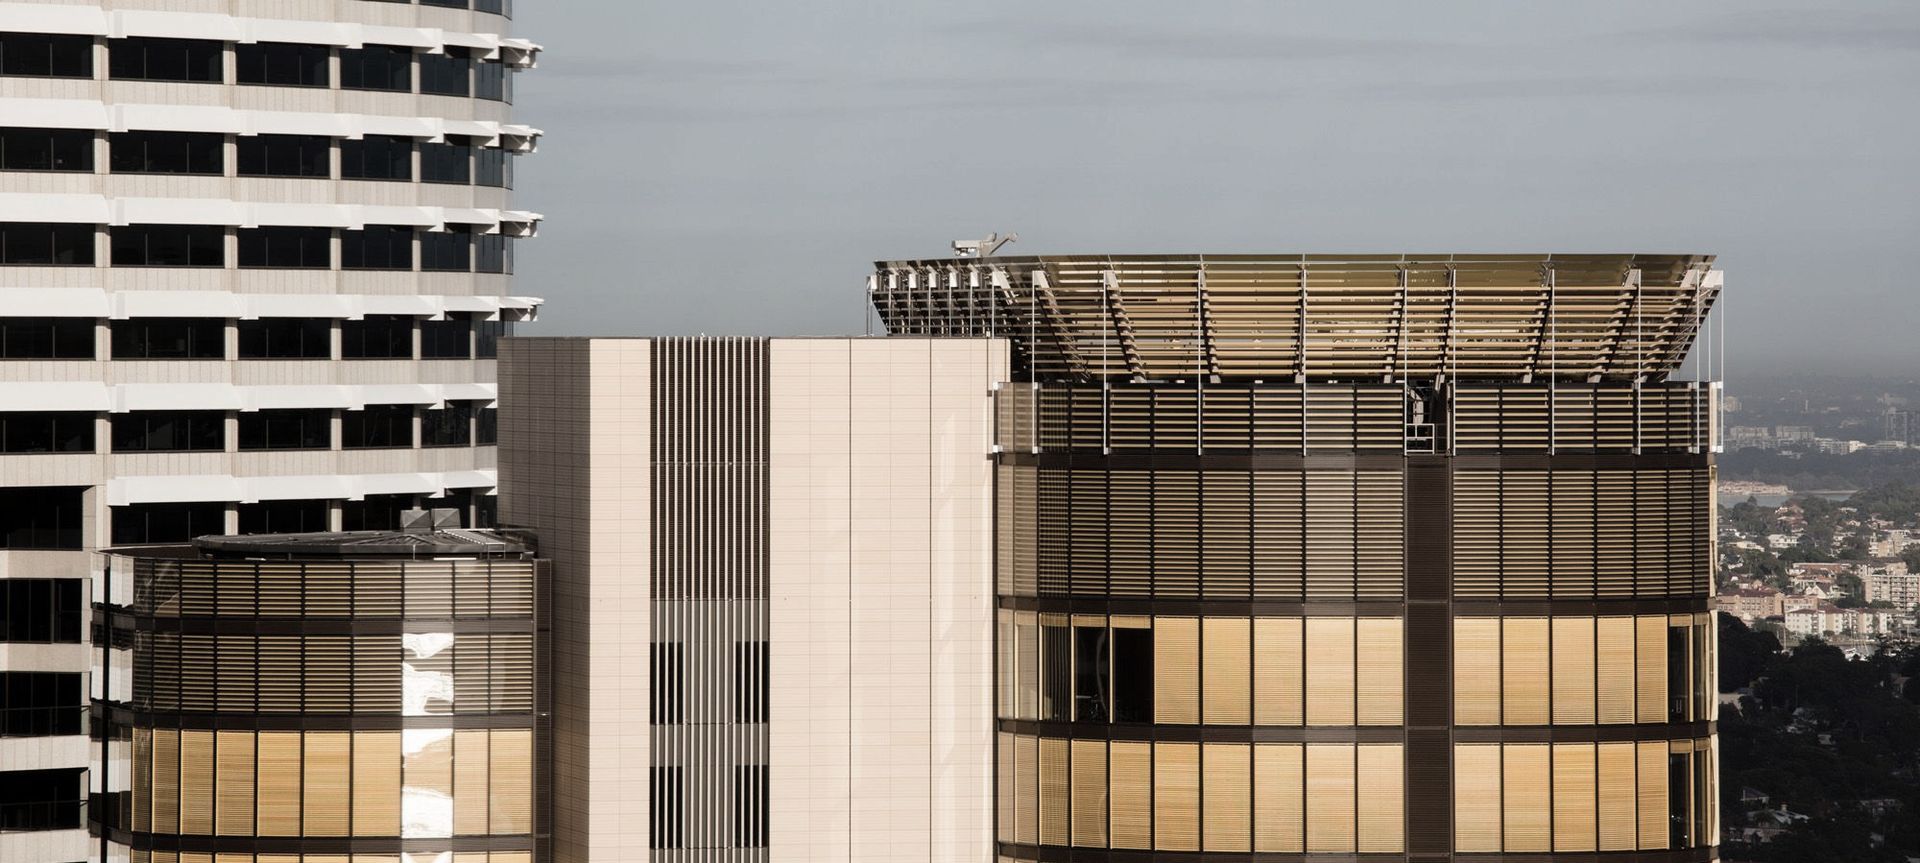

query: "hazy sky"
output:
510 0 1919 377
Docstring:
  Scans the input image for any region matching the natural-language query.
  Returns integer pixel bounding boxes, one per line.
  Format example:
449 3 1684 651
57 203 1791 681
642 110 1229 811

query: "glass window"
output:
111 225 225 267
421 402 473 447
111 411 224 452
111 502 226 544
1112 626 1153 723
0 672 83 737
0 128 94 172
108 37 222 83
238 227 331 269
475 235 510 274
0 33 93 79
341 315 413 359
237 134 329 178
0 412 93 454
340 494 412 531
475 0 506 13
476 148 512 188
1041 622 1071 721
474 320 510 358
652 643 682 724
476 406 497 444
340 226 413 270
237 499 327 535
342 405 413 449
238 318 330 359
422 0 470 7
420 317 471 358
238 409 330 450
419 141 472 184
339 45 411 92
110 131 224 175
1073 625 1109 722
111 318 225 359
420 231 471 272
0 580 83 644
419 49 471 97
0 222 95 266
340 135 413 181
0 317 94 359
0 487 82 549
235 42 329 87
475 60 506 101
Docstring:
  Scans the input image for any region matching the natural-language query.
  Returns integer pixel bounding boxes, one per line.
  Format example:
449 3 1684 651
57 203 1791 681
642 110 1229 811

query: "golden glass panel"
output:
304 732 352 837
180 730 213 834
1501 618 1550 725
1069 739 1107 848
1355 744 1403 853
1354 618 1402 726
1552 617 1597 725
134 727 152 833
1013 734 1036 845
1304 743 1355 853
1153 617 1199 725
1453 618 1500 726
1501 743 1550 852
1152 742 1200 851
996 612 1015 719
1636 740 1668 850
214 730 254 836
1252 617 1303 726
152 853 176 863
1201 743 1250 852
353 731 402 837
454 730 490 836
1596 616 1636 724
1597 742 1637 851
488 729 533 835
1252 743 1304 853
1635 616 1668 724
1201 617 1251 725
1304 618 1354 727
1107 741 1151 850
1038 737 1068 846
403 728 455 839
256 732 302 837
1553 743 1597 851
489 854 533 863
153 728 180 835
1015 611 1038 721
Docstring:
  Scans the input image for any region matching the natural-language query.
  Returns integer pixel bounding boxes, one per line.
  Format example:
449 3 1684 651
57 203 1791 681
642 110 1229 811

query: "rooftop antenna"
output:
953 232 1017 258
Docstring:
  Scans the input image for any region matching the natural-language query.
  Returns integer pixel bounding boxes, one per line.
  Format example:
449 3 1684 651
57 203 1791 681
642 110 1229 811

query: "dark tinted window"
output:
235 41 328 87
1074 625 1110 722
340 226 412 270
110 318 225 359
0 33 92 78
0 767 84 829
239 226 330 268
342 405 412 449
239 409 331 450
0 128 93 172
475 0 506 13
652 643 682 724
109 131 223 175
419 49 470 96
474 320 510 358
238 317 330 358
339 45 411 92
420 141 471 184
476 148 511 188
1113 627 1153 723
0 223 94 266
0 487 83 549
734 764 767 848
422 0 469 7
0 413 93 454
422 402 473 447
420 317 471 358
111 502 225 545
420 231 470 272
237 498 326 534
0 318 94 359
475 60 506 101
237 134 329 178
341 494 412 531
733 642 768 723
111 224 224 267
340 135 412 180
0 673 83 737
341 315 412 358
0 580 83 644
108 37 221 83
475 234 510 274
111 411 224 452
476 406 497 444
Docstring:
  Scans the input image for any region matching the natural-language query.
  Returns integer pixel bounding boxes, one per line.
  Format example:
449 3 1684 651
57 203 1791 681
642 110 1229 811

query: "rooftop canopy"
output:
872 254 1718 383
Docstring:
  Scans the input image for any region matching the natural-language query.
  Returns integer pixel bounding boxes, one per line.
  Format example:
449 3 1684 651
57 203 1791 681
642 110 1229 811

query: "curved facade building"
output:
92 526 549 863
872 254 1723 862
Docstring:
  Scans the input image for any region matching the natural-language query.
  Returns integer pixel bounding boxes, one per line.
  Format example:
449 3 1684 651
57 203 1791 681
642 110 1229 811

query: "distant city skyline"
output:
513 0 1919 375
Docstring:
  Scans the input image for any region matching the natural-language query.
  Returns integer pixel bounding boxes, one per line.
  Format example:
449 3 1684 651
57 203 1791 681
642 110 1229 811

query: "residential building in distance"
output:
90 520 549 863
499 253 1726 861
1864 565 1920 608
1784 605 1898 638
0 3 540 861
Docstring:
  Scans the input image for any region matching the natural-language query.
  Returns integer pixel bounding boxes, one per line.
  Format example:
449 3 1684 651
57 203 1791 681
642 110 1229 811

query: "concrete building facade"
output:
0 2 540 860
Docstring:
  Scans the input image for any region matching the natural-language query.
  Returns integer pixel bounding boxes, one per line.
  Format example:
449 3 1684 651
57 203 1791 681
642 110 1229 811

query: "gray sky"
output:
511 0 1920 377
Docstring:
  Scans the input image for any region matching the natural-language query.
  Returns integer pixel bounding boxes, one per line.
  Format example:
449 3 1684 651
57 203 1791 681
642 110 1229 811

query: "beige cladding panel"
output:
768 337 1004 863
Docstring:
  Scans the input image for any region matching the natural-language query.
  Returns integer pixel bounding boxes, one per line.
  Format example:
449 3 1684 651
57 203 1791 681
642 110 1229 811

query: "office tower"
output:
0 4 540 861
90 520 549 863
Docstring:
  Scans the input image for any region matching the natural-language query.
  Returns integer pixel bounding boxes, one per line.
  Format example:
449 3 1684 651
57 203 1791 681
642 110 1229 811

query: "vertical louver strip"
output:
1201 743 1250 852
1201 617 1250 725
1152 742 1200 851
1355 744 1404 853
1252 743 1304 853
1069 739 1107 847
1152 617 1199 725
1252 617 1303 726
